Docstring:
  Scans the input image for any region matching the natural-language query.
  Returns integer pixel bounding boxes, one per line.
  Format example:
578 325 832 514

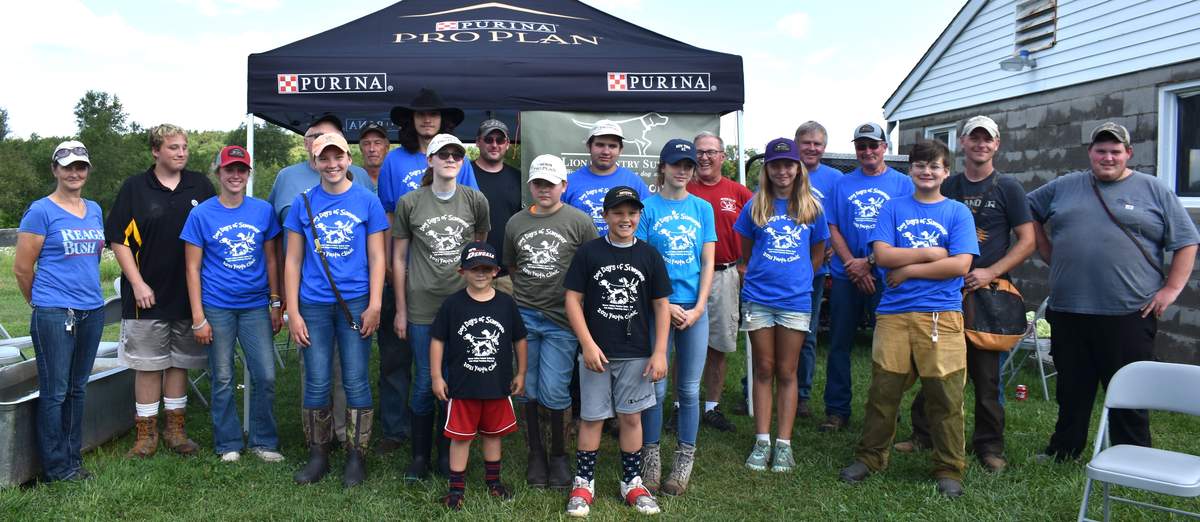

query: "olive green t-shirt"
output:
503 204 598 330
394 186 490 324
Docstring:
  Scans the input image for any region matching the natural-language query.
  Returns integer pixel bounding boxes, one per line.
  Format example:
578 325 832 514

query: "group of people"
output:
13 87 1197 517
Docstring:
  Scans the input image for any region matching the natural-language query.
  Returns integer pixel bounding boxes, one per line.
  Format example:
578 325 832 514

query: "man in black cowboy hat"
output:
378 88 479 219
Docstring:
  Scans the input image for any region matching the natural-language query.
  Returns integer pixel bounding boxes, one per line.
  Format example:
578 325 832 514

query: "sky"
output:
4 0 965 153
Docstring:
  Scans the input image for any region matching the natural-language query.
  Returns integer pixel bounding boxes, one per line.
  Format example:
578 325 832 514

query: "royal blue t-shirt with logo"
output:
828 167 914 280
180 197 281 309
808 163 842 276
284 184 389 304
377 147 478 214
19 198 105 310
636 194 717 305
733 197 831 313
868 196 978 314
561 166 649 235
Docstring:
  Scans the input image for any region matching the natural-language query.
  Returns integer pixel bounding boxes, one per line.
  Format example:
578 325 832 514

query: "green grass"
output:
0 251 1196 520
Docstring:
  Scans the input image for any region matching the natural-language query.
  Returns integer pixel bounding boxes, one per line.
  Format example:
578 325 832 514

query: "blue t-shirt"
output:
283 184 389 304
377 147 478 214
733 197 831 313
808 163 842 276
180 197 281 310
561 166 650 235
266 161 370 225
19 198 105 309
828 167 914 280
636 194 718 305
868 196 978 314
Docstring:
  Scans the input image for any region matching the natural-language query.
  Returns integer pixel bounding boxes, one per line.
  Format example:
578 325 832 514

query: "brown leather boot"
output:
125 415 159 459
162 409 200 456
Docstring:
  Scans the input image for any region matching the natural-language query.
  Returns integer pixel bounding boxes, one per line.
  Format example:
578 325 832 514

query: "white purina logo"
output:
312 209 362 258
848 188 890 230
456 316 506 373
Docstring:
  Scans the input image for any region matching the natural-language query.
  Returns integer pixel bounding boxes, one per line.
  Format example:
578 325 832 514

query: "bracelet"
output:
191 319 208 330
269 294 281 300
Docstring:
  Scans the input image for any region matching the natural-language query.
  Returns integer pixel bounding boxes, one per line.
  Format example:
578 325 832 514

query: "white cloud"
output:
803 47 839 66
176 0 283 17
775 11 810 40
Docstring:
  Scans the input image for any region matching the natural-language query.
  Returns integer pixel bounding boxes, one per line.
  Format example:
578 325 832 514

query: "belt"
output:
714 262 738 272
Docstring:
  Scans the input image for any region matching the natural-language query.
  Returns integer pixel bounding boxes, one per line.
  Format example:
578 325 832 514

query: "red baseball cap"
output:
218 145 252 168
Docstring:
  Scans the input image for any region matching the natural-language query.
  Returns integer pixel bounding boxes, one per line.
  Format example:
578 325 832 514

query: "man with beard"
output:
472 119 522 294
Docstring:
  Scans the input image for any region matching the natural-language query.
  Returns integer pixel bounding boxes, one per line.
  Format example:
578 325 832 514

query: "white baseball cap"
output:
960 116 999 138
427 133 466 157
52 140 91 166
528 154 567 184
589 119 625 140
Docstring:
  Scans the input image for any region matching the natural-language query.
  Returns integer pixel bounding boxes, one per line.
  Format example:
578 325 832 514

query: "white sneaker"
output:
619 476 660 515
565 476 594 517
252 448 285 463
220 451 240 462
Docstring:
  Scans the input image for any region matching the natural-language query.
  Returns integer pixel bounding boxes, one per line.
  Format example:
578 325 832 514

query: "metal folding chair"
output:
1002 297 1056 400
1078 361 1200 521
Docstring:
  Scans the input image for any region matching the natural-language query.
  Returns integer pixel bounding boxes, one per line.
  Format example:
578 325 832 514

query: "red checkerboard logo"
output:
607 72 627 91
435 20 459 31
277 74 298 94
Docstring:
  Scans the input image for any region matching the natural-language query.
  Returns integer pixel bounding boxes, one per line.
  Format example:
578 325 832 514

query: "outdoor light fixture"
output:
999 50 1037 71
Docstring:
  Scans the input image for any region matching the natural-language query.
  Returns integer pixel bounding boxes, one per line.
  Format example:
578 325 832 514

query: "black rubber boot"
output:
343 408 373 488
548 406 573 490
523 403 549 488
404 413 434 482
294 407 333 485
435 403 451 477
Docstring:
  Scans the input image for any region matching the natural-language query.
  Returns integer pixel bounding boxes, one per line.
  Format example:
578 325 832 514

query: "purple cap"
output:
763 138 801 163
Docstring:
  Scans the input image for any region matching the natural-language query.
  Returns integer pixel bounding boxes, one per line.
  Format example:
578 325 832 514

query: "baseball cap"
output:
660 139 697 165
218 145 252 168
311 133 350 156
310 113 344 132
52 140 90 167
763 138 801 163
852 122 887 142
460 241 499 270
477 119 510 139
960 116 999 138
427 133 466 157
360 122 389 141
589 119 625 140
1090 122 1131 145
528 154 567 184
603 185 643 211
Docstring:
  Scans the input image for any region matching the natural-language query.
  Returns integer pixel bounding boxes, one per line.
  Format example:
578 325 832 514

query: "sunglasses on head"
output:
481 136 507 145
53 147 89 161
854 141 885 151
435 150 465 161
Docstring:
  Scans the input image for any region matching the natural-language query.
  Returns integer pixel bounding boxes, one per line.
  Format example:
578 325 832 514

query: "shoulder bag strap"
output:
301 191 361 331
1089 177 1165 278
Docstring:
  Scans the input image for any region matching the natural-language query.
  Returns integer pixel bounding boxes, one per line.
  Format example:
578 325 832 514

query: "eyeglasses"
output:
696 149 723 158
481 136 508 145
854 141 886 151
435 150 465 161
53 147 89 161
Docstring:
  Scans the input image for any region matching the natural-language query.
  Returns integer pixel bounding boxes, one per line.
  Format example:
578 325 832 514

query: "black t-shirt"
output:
941 172 1033 270
431 289 528 399
104 168 216 320
563 238 672 359
472 161 524 277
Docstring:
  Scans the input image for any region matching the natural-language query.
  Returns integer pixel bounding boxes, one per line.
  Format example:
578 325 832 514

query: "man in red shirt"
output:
688 131 753 432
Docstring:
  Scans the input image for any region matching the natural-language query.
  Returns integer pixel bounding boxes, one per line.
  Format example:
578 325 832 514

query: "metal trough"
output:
0 358 134 487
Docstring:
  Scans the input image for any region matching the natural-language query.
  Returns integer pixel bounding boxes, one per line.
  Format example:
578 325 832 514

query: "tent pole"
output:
244 113 255 436
246 114 256 198
736 110 752 418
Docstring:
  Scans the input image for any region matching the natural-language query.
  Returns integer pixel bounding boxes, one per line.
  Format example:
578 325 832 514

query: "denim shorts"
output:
740 301 811 333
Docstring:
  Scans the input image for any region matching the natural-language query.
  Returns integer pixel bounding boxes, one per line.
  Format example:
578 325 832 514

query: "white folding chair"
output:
1077 361 1200 521
1002 297 1056 400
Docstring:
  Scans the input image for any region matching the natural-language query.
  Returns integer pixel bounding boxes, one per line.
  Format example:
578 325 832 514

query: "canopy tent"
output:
245 0 744 142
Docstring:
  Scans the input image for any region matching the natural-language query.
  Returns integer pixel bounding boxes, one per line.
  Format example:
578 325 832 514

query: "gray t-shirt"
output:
393 186 490 324
1027 170 1199 315
503 204 598 330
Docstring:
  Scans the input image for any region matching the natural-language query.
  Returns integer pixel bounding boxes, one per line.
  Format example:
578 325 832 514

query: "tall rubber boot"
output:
294 406 333 484
343 408 373 487
435 402 451 477
548 406 574 490
404 413 434 481
523 403 549 487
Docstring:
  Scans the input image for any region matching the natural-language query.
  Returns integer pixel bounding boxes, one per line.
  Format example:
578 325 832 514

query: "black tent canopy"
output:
246 0 744 141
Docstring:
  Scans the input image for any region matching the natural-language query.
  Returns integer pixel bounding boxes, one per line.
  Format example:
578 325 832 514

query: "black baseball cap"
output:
460 241 499 270
310 113 343 132
360 122 389 141
603 186 643 211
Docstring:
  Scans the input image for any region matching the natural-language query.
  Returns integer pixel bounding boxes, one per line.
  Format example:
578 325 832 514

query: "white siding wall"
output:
889 0 1200 121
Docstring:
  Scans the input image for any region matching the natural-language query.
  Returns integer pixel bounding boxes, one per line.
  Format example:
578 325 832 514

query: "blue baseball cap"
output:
763 138 801 163
659 138 697 165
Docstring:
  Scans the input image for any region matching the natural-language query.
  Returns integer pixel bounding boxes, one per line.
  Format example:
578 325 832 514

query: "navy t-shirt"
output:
868 196 978 314
180 197 281 309
432 289 527 399
284 184 389 303
19 198 105 310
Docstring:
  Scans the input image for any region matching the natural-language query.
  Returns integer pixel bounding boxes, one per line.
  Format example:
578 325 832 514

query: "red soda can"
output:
1015 385 1028 401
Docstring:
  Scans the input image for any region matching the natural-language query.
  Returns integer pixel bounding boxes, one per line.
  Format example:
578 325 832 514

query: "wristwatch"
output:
270 298 282 309
867 253 877 266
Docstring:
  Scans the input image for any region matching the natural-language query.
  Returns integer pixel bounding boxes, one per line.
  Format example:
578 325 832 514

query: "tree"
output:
74 91 148 210
0 140 47 226
226 122 304 197
0 107 9 141
722 145 762 190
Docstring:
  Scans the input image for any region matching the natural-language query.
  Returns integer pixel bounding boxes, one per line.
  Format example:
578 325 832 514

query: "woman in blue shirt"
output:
733 138 829 473
13 141 106 483
284 134 388 487
181 145 282 464
635 139 716 496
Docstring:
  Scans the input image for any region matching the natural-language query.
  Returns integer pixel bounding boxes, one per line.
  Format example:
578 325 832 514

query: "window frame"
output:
1156 78 1200 208
924 124 958 155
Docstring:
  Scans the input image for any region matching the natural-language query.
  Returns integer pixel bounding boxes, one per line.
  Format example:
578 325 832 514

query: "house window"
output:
1014 0 1056 53
924 124 957 155
1157 80 1200 206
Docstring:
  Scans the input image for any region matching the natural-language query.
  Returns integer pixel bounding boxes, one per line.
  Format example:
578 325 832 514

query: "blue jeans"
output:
377 285 411 439
798 275 828 400
408 322 436 416
30 305 103 481
205 305 278 454
643 306 709 446
519 308 578 410
299 296 373 409
824 276 881 419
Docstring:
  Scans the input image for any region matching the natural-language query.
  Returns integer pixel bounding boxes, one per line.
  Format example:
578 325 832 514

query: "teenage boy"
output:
430 242 528 510
504 155 598 489
563 120 650 235
563 186 671 517
839 140 978 498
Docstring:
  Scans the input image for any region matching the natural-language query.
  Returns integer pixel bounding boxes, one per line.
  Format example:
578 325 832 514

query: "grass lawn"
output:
0 252 1196 520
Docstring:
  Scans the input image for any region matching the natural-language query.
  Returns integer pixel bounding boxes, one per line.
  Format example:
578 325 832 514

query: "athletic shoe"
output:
770 441 795 472
220 451 240 463
619 476 660 515
702 407 736 433
745 440 772 471
252 448 285 463
565 477 594 518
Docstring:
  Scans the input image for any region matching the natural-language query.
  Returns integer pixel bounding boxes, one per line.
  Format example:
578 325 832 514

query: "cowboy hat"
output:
389 88 465 129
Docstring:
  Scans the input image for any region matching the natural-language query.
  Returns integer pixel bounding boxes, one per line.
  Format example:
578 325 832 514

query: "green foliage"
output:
0 107 8 141
722 144 762 190
74 91 150 211
0 141 47 226
226 122 304 198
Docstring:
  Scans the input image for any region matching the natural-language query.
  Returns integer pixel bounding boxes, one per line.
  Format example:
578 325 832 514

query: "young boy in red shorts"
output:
431 241 528 509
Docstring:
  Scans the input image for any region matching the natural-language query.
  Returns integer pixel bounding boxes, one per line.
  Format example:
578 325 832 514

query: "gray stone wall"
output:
895 59 1200 364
